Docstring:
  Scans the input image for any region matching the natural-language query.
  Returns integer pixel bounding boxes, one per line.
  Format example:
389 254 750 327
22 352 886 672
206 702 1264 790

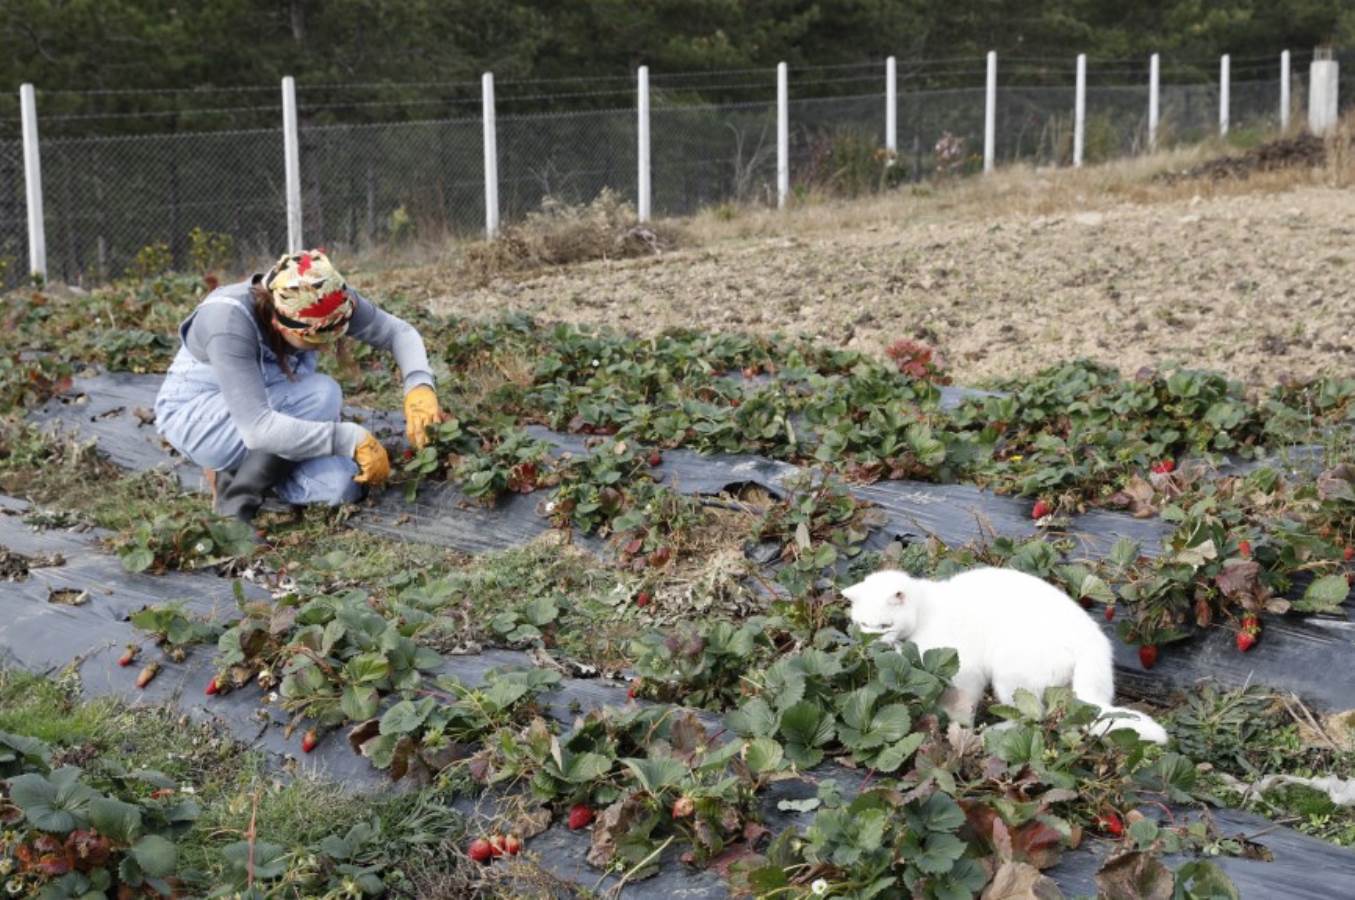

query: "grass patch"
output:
0 668 478 897
1170 684 1355 848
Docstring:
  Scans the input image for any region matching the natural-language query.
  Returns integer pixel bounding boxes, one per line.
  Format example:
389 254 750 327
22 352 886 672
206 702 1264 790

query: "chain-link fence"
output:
301 116 483 250
39 129 285 285
6 53 1351 287
0 138 23 284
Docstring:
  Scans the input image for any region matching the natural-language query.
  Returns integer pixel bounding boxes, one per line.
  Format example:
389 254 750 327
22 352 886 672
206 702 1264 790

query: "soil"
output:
398 183 1355 392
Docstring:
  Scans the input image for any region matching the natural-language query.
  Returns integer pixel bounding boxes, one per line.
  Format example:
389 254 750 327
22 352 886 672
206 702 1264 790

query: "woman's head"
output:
259 250 354 350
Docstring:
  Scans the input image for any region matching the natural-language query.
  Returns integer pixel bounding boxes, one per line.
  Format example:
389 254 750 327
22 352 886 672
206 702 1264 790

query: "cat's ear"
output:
841 585 861 603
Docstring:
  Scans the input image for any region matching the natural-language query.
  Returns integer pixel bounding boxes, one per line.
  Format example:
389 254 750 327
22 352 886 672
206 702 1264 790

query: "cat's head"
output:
842 569 920 642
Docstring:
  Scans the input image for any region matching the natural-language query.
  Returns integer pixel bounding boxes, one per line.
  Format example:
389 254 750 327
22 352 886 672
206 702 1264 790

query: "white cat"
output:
843 567 1168 745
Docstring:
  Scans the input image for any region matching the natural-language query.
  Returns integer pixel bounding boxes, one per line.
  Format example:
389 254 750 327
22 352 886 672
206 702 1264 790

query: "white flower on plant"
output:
267 691 279 704
811 879 830 896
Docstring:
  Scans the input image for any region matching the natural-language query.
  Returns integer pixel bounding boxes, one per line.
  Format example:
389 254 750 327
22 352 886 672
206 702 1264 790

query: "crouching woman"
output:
154 250 443 524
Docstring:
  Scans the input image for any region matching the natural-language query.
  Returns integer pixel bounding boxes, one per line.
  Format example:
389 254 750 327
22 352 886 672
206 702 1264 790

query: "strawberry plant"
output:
735 684 1238 899
609 481 704 569
113 512 258 574
726 637 956 771
350 667 561 781
884 338 950 383
273 591 444 732
129 604 222 662
213 584 303 691
753 476 884 622
468 706 788 872
454 427 554 503
630 616 790 709
490 595 561 646
0 730 51 778
1 763 198 899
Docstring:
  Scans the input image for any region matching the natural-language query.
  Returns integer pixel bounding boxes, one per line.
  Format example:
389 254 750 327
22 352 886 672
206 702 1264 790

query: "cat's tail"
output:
1071 648 1169 745
1090 705 1169 745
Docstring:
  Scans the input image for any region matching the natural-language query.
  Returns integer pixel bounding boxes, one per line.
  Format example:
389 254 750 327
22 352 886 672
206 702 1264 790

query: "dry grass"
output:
454 348 538 410
685 126 1355 246
459 188 689 285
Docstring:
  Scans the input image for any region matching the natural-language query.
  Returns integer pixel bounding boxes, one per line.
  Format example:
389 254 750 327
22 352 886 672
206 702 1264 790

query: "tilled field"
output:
409 184 1355 390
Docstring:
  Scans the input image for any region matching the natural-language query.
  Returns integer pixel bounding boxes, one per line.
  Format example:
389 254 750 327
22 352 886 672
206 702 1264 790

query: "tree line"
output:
1 0 1350 135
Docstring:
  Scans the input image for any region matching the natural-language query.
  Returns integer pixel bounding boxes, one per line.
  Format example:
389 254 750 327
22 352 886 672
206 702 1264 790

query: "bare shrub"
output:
462 189 689 283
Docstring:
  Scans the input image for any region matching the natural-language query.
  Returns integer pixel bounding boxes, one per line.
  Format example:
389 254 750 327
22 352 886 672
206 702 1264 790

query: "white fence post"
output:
776 61 788 209
1280 50 1291 131
983 51 996 173
19 84 46 282
1148 53 1160 152
885 56 897 161
281 76 303 254
637 65 651 222
1219 54 1230 137
482 72 499 238
1309 50 1340 135
1073 54 1086 167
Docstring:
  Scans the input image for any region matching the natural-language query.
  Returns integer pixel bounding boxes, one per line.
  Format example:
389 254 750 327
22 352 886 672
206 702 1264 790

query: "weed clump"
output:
462 189 689 282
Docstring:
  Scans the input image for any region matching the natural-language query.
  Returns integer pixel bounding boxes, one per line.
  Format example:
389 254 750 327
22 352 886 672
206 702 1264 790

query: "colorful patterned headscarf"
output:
263 250 354 342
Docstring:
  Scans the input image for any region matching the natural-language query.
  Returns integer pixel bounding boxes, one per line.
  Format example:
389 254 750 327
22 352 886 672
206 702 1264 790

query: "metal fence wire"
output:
300 116 483 250
39 129 285 285
0 138 22 283
5 54 1352 287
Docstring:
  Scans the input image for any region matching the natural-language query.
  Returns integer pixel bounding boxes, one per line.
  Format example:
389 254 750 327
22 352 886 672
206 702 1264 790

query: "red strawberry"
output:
672 796 695 819
488 834 507 857
1104 605 1116 622
1238 539 1251 558
1138 645 1158 669
1237 614 1261 653
468 838 493 863
1344 546 1354 562
301 729 319 753
567 804 594 830
504 835 522 856
627 678 641 700
117 646 138 668
205 677 220 696
1151 459 1175 474
403 448 415 461
136 662 160 689
635 591 652 608
1031 499 1052 519
149 788 175 800
1096 813 1125 837
648 451 663 467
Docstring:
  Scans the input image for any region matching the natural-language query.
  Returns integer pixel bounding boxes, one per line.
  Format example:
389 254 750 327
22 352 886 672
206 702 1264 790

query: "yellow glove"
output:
403 384 445 450
352 431 391 486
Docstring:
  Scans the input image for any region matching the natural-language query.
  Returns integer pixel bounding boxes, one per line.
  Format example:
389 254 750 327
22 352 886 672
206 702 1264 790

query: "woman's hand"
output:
403 384 445 450
352 429 391 486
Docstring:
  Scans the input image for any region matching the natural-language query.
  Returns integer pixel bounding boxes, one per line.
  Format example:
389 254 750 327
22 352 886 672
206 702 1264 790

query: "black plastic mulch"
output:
13 373 1355 895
